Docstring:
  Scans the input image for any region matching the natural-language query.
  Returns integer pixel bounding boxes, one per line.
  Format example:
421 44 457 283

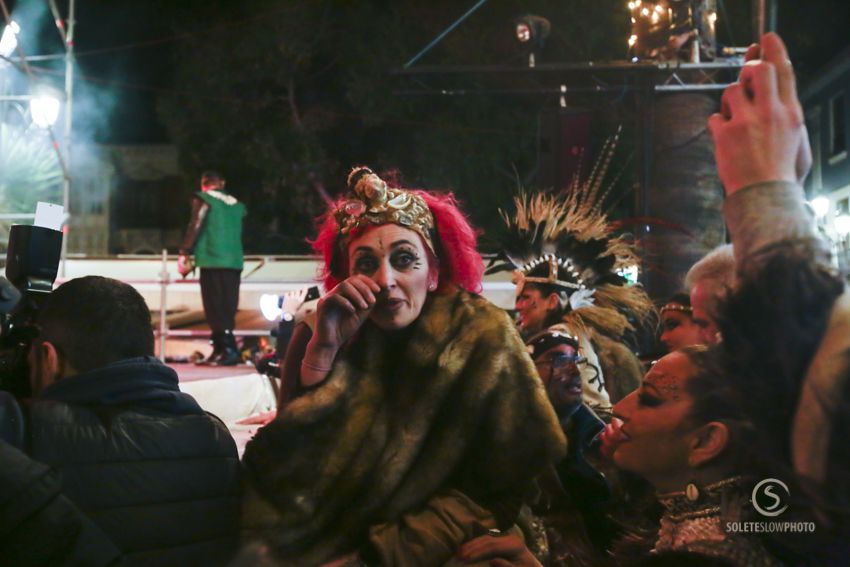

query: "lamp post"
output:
29 93 61 129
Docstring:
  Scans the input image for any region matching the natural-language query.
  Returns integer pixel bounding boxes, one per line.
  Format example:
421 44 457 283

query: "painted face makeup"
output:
347 224 435 331
515 286 554 336
534 343 584 413
611 351 698 491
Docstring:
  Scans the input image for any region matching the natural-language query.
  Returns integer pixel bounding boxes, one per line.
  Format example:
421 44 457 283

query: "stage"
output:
170 362 277 457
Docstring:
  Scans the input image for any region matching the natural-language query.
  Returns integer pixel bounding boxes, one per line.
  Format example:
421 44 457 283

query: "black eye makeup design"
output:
391 247 419 270
637 391 662 407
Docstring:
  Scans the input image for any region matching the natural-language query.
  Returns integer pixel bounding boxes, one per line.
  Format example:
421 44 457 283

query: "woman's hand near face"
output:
314 275 381 350
301 275 381 387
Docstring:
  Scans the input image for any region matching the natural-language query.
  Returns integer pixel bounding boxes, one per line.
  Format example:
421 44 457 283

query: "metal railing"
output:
146 250 513 361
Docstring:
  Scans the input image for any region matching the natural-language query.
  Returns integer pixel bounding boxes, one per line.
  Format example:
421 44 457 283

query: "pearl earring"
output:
686 482 700 502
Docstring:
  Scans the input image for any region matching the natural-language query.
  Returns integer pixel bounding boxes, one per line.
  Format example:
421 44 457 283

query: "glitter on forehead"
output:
645 372 682 401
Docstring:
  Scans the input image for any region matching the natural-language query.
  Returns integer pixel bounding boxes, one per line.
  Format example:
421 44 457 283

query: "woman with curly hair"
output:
241 167 565 566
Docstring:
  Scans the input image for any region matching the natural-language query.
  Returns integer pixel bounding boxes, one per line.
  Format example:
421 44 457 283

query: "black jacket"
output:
28 357 242 567
0 439 121 566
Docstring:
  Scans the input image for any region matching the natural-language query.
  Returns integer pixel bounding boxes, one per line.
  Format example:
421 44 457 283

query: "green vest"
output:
195 190 246 270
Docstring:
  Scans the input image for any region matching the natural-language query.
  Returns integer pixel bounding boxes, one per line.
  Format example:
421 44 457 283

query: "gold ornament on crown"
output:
335 167 436 254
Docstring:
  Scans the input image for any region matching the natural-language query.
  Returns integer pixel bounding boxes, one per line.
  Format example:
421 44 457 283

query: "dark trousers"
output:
200 268 241 333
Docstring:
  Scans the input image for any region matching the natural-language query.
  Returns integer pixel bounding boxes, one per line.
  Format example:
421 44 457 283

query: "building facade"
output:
70 144 187 256
802 47 850 271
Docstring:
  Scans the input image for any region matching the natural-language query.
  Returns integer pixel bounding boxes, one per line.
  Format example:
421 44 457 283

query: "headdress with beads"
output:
487 131 656 338
334 167 436 255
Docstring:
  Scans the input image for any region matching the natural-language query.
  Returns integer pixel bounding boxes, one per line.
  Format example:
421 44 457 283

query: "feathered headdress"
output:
488 130 656 338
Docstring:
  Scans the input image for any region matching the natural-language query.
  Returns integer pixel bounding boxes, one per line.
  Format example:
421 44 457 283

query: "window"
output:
830 93 847 159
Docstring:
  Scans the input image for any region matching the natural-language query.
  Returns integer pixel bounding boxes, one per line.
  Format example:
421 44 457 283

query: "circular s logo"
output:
752 478 790 517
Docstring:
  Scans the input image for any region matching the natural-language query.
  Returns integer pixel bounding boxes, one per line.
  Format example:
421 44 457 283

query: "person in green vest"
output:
178 171 247 366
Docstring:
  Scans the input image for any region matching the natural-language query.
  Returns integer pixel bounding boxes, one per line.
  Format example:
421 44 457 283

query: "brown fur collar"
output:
243 289 566 564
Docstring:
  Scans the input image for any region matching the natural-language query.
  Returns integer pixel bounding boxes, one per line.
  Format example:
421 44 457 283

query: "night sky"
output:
6 0 850 145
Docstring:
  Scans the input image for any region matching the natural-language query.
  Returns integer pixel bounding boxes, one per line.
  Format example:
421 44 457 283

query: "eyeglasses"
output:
536 353 586 370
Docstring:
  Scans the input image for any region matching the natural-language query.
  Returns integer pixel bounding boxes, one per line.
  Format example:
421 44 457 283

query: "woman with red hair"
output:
242 167 565 566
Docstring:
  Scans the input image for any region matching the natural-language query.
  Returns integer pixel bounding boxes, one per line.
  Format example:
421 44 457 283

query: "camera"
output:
0 224 63 397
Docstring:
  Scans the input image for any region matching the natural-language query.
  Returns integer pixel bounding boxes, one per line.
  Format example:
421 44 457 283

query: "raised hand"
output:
708 33 809 196
280 287 309 317
312 275 381 351
741 38 812 186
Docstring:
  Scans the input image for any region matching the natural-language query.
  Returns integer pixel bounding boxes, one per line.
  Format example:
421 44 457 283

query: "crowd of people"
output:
0 32 847 566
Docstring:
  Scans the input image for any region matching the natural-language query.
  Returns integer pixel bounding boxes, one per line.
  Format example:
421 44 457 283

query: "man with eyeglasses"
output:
525 328 619 560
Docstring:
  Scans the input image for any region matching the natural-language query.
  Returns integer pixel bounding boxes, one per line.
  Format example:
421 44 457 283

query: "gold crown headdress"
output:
335 167 436 254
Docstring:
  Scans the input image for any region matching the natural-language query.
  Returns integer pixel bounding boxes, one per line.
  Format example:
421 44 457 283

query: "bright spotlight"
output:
515 22 531 43
30 94 61 128
513 15 550 46
0 20 20 59
811 196 830 218
259 294 282 322
513 14 550 67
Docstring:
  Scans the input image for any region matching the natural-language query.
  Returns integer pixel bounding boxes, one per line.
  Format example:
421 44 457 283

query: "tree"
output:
0 120 62 246
156 0 635 253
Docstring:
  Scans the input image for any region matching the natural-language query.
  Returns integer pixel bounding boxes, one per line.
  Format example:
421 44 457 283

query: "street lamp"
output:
0 21 19 59
29 93 61 128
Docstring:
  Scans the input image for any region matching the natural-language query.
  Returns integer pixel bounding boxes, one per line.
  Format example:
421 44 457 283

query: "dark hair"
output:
665 292 691 308
37 276 155 373
711 242 849 560
677 345 749 468
201 170 225 182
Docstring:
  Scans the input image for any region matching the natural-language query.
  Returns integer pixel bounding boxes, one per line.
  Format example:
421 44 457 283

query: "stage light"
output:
259 294 281 322
0 21 20 59
30 94 61 128
513 14 550 67
515 22 531 43
811 197 830 218
514 15 550 45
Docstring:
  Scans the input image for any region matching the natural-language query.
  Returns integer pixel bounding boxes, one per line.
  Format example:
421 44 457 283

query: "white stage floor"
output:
171 363 277 457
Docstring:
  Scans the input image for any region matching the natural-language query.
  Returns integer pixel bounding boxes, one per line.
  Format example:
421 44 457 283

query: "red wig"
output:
312 187 484 295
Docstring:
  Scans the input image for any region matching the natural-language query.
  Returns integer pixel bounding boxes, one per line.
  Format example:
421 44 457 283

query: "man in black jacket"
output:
25 276 242 566
0 438 120 566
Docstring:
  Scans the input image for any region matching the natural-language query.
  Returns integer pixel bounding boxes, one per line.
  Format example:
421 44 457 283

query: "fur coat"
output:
242 289 566 565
